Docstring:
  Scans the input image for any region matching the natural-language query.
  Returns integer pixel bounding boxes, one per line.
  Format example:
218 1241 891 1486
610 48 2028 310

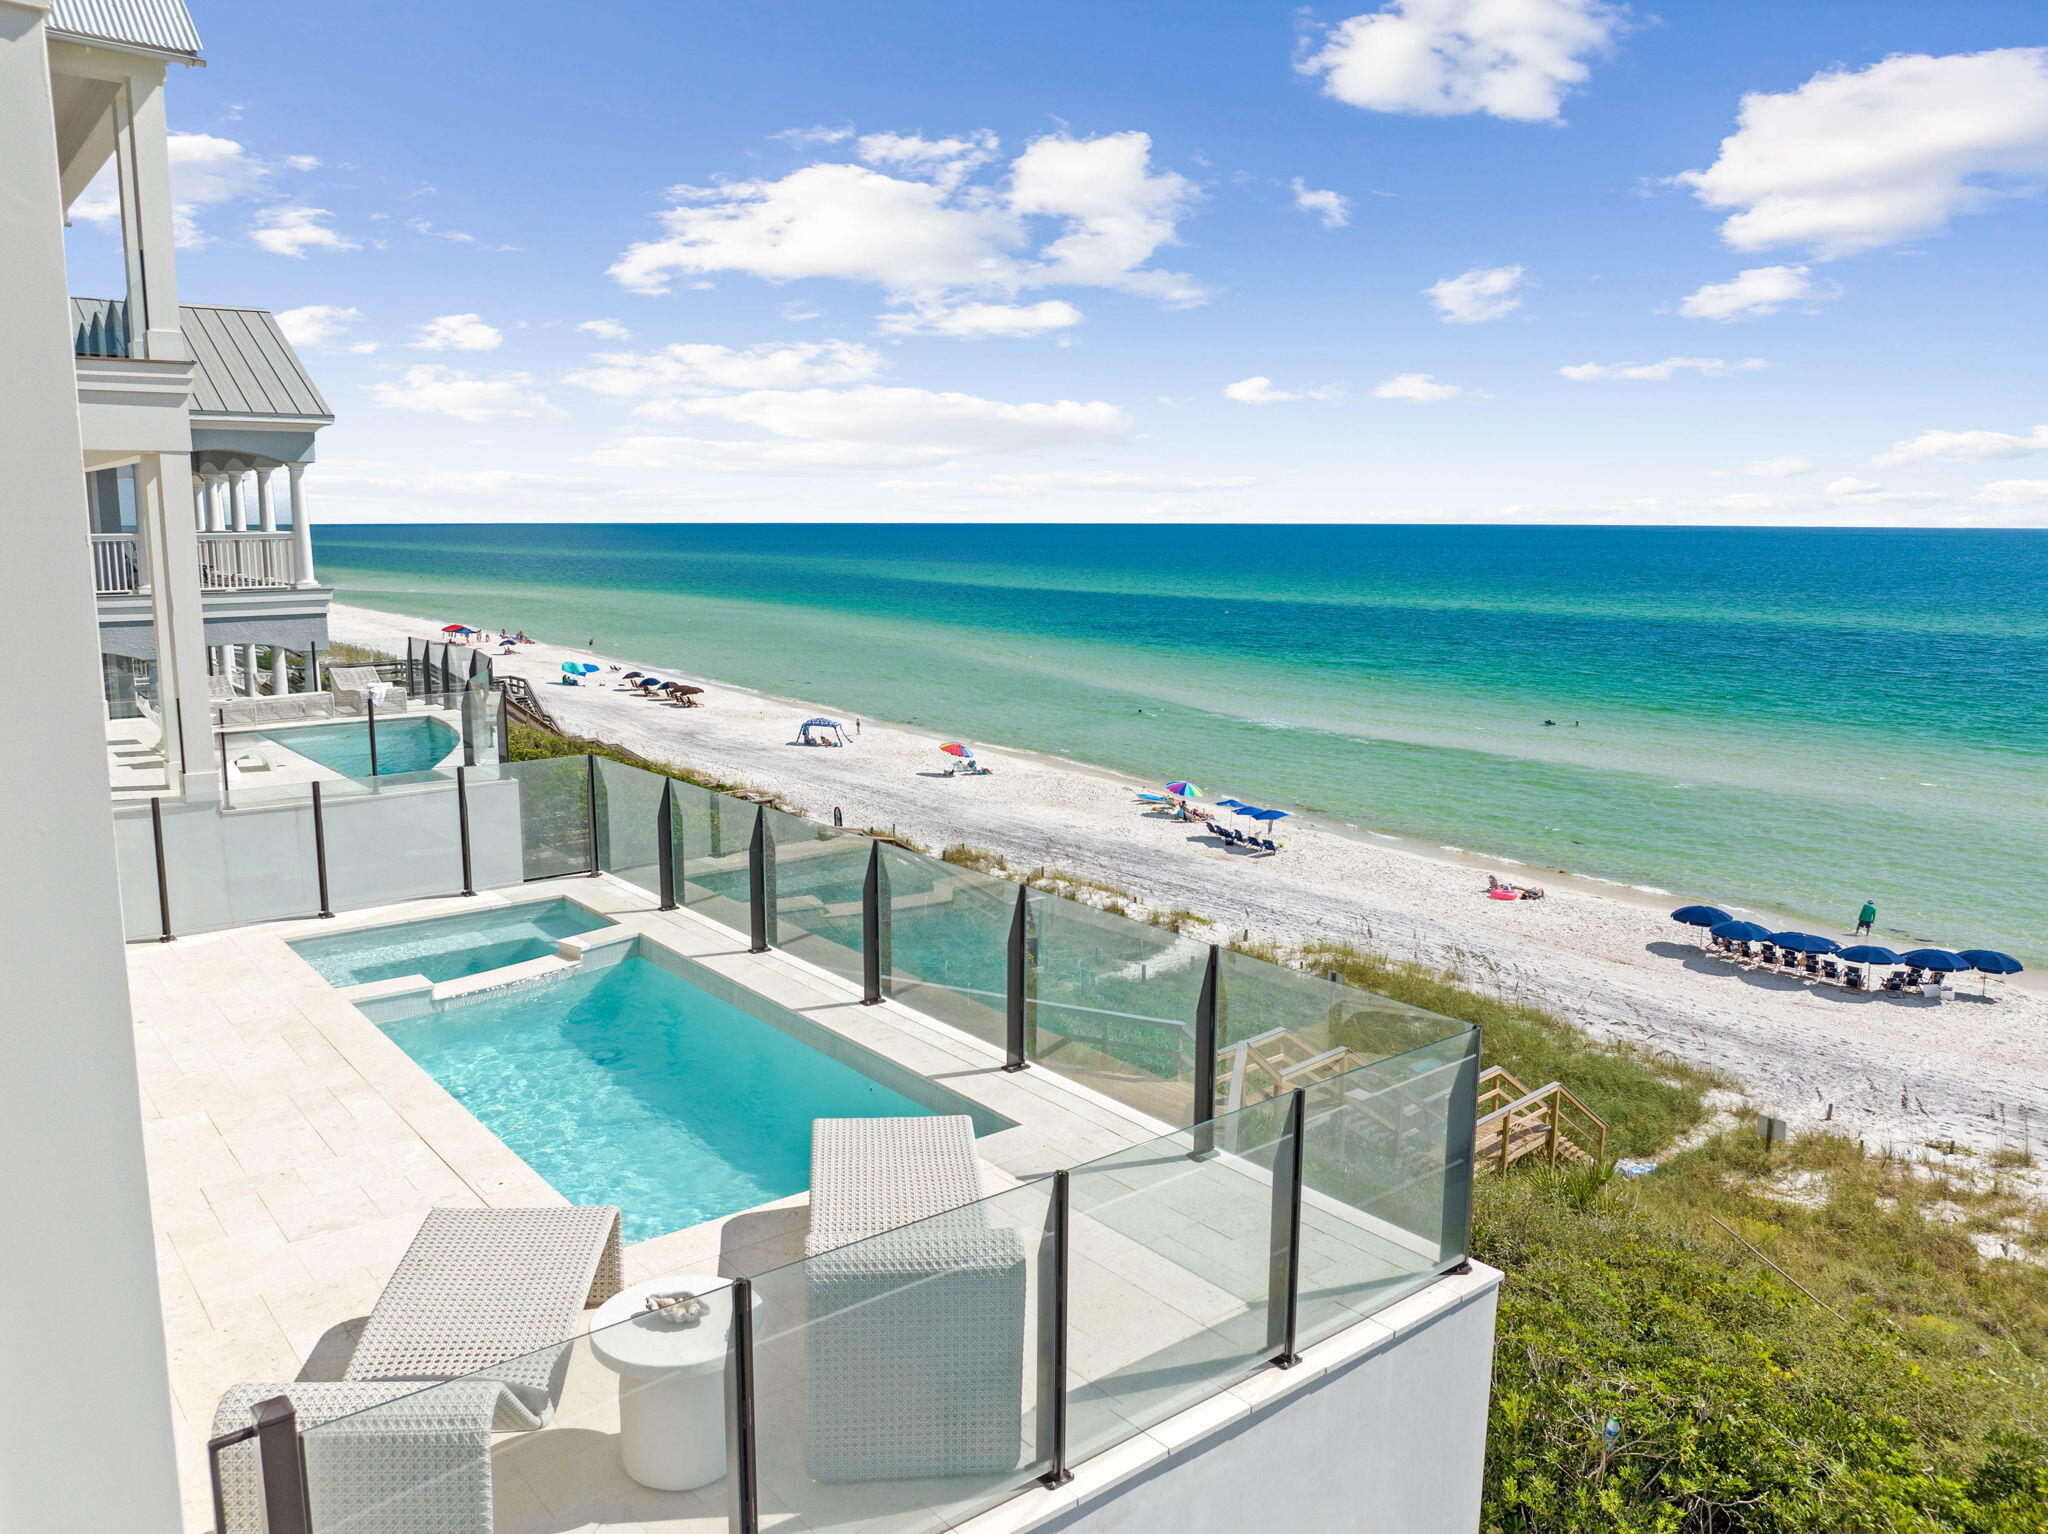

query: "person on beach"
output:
1856 900 1877 935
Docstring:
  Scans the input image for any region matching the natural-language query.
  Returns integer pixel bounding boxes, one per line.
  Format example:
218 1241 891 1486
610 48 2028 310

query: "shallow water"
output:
319 524 2048 961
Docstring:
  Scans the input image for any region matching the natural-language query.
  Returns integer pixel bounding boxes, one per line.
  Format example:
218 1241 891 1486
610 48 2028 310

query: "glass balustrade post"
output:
657 779 679 910
860 838 883 1003
1191 944 1221 1157
150 795 174 941
1039 1167 1074 1486
310 782 333 918
747 805 771 952
584 755 600 877
456 766 476 896
364 696 379 777
1004 884 1029 1070
1268 1088 1306 1368
727 1276 760 1534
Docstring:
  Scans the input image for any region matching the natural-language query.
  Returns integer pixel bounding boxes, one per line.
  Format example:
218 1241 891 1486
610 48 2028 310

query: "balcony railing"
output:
90 532 140 594
197 532 297 590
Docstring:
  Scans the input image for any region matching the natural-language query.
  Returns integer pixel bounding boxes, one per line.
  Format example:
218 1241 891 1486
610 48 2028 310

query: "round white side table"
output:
586 1273 758 1492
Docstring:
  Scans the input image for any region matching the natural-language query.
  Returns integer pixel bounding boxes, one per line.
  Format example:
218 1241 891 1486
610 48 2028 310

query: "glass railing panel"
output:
147 792 321 934
502 756 595 880
594 755 666 898
677 782 755 932
320 779 467 913
1026 892 1205 1126
874 846 1012 1049
1290 1031 1479 1348
765 807 870 988
1065 1095 1291 1460
1213 947 1463 1113
749 1179 1055 1532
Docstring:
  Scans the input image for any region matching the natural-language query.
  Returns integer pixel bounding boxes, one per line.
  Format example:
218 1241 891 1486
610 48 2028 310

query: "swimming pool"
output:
290 897 612 987
258 713 458 776
375 952 996 1238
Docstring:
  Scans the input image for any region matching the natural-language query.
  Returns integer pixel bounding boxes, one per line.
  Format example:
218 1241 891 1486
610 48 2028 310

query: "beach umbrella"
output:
1960 949 2024 975
1898 948 1970 972
1214 798 1245 808
1249 808 1291 822
1709 919 1771 943
1670 904 1732 928
939 742 973 757
1840 944 1902 966
624 671 643 680
1770 931 1841 955
441 624 471 633
1165 781 1202 798
669 684 703 696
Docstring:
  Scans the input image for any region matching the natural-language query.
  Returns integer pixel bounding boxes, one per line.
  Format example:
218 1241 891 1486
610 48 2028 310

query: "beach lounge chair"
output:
803 1117 1025 1483
210 1206 621 1534
328 666 406 714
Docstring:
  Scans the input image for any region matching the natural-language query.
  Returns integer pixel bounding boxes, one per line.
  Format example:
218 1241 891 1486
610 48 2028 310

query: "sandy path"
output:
336 604 2048 1165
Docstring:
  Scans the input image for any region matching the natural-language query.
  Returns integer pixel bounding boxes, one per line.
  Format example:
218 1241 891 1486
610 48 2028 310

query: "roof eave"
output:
48 28 203 63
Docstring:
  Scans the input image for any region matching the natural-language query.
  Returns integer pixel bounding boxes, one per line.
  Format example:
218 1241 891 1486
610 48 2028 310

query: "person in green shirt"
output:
1855 901 1877 935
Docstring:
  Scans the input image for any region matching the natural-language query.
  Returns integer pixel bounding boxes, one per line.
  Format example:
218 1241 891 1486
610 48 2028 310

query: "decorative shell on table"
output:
641 1289 711 1328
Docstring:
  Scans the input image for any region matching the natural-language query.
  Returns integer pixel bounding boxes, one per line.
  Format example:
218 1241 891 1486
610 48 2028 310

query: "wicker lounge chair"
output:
329 665 408 714
803 1117 1027 1483
211 1206 621 1534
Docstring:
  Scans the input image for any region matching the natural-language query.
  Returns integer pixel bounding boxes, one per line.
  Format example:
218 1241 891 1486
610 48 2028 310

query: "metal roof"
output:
182 304 334 420
47 0 202 57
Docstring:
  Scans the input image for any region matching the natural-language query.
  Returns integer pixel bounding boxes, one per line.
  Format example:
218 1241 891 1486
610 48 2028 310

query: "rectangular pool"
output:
258 714 459 777
291 897 612 987
375 952 998 1239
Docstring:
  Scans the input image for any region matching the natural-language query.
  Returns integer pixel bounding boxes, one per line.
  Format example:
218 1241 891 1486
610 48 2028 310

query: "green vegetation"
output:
504 718 770 805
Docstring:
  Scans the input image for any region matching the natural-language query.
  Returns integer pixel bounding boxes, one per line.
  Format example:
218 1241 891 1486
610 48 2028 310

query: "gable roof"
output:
182 304 334 421
47 0 202 58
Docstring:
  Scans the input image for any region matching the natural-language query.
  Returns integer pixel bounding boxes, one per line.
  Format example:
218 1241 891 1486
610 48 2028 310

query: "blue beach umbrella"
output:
1770 931 1841 955
1709 920 1772 943
1215 798 1246 809
1960 950 2024 975
1898 948 1970 972
1670 904 1733 928
1248 808 1291 822
1839 944 1902 966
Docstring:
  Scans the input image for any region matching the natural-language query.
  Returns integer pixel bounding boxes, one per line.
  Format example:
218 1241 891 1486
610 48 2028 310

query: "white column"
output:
241 643 260 696
117 67 188 362
0 13 185 1530
256 466 277 531
270 646 289 694
227 470 248 532
288 462 318 587
200 472 222 531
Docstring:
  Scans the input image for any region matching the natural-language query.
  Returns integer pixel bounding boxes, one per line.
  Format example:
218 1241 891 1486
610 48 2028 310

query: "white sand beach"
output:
334 603 2048 1170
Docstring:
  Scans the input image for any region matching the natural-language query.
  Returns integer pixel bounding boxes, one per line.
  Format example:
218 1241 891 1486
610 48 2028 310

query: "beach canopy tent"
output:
800 717 847 745
1770 931 1840 955
1840 945 1902 966
1960 949 2024 975
1670 904 1732 928
1709 919 1772 943
1899 948 1971 972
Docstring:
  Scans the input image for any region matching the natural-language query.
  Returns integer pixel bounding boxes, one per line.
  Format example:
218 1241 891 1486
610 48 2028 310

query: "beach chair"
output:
328 666 406 714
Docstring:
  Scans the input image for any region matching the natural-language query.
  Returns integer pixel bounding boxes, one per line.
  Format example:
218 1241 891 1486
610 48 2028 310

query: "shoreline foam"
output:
331 601 2048 1172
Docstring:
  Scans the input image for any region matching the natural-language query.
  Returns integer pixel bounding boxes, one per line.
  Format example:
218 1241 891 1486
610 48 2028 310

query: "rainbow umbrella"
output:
939 742 974 757
1165 781 1202 797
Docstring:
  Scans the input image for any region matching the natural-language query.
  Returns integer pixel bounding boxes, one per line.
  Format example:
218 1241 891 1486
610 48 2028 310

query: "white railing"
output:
197 532 297 591
91 533 141 594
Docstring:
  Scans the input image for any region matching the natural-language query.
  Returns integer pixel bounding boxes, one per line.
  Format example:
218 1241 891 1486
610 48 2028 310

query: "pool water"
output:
291 898 611 987
258 714 458 776
380 955 954 1238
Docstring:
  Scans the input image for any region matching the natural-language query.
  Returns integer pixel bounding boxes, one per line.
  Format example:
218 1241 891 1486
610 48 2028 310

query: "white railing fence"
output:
90 533 141 594
196 532 297 591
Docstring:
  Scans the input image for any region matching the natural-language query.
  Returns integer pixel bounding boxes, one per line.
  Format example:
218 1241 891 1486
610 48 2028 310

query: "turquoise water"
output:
290 898 611 987
259 714 458 776
380 954 949 1239
318 525 2048 961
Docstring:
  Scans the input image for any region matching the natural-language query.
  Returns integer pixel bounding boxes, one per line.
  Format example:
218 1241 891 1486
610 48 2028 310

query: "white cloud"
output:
875 300 1083 339
565 340 885 400
275 305 361 348
248 206 357 258
1426 264 1526 323
1558 356 1766 381
410 313 503 352
878 471 1258 498
282 154 321 172
346 342 380 355
586 385 1131 474
1676 264 1839 321
856 130 1000 189
1224 377 1295 404
1289 178 1352 228
368 366 564 422
1824 476 1882 496
1871 423 2048 466
1736 455 1814 477
1300 0 1623 124
773 125 853 147
1373 372 1466 401
73 131 294 246
576 319 631 341
1674 49 2048 258
1974 479 2048 507
608 131 1205 313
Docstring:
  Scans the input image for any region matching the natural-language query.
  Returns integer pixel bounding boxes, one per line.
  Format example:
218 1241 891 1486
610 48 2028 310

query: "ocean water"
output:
318 525 2048 962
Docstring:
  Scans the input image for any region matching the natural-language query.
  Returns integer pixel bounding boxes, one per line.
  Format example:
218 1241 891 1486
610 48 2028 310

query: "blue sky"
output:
68 0 2048 525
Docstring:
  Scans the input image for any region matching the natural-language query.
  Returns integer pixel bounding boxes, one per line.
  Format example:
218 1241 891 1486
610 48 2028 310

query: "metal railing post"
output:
1004 884 1030 1071
1039 1168 1073 1486
150 795 174 941
657 779 679 911
310 782 333 918
1268 1088 1306 1368
456 766 476 896
860 839 883 1003
747 804 771 952
406 635 417 698
217 706 230 802
728 1277 760 1534
208 1396 311 1534
584 754 601 877
1191 944 1220 1156
364 696 379 777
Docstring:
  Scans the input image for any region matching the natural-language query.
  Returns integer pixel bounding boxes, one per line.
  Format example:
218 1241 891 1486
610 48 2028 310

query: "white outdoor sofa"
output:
211 1205 622 1534
803 1116 1028 1483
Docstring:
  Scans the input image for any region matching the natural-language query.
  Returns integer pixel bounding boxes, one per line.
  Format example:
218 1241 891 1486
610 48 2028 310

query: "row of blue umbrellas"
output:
1215 797 1291 826
1670 905 2023 976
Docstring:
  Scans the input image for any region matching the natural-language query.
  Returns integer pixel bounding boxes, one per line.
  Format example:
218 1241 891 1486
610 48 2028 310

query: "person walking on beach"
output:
1855 900 1877 935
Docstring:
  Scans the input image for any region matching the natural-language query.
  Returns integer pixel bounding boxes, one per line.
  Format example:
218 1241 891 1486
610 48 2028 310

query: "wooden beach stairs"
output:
1218 1031 1607 1173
